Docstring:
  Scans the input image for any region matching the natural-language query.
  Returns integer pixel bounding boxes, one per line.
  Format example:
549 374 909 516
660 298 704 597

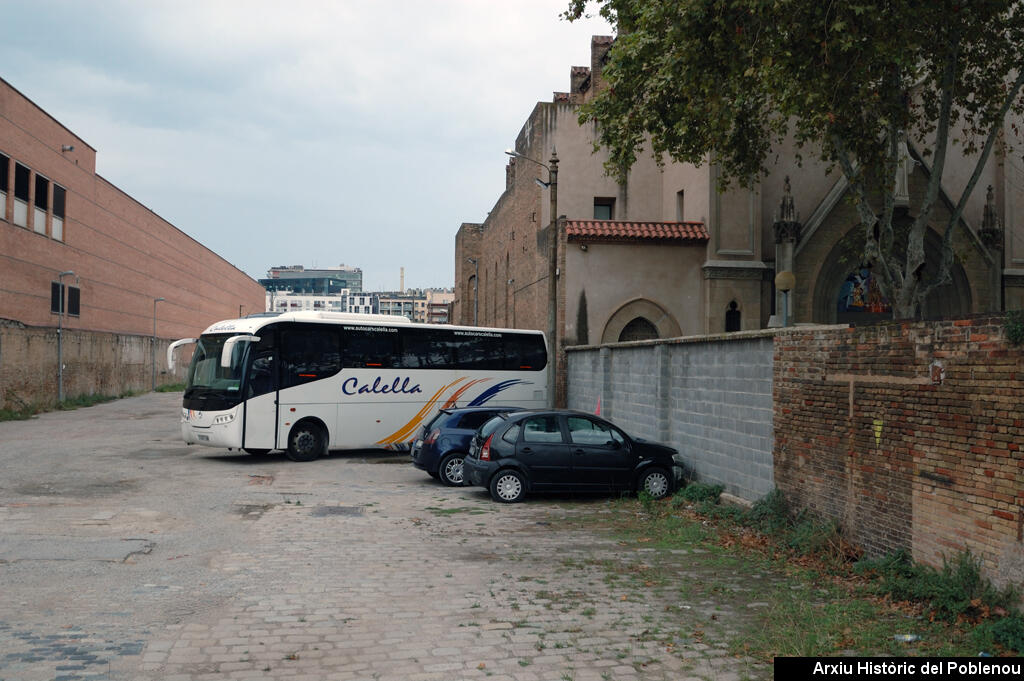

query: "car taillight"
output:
480 434 494 461
425 429 440 445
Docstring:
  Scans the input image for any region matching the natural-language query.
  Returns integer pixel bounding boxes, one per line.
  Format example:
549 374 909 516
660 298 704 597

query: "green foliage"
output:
858 550 1019 627
0 405 39 421
787 514 842 557
1004 310 1024 346
746 489 791 534
155 382 186 392
677 482 723 504
972 616 1024 653
57 392 135 411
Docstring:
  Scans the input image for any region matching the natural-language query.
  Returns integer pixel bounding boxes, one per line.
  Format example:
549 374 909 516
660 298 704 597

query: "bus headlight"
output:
213 414 235 425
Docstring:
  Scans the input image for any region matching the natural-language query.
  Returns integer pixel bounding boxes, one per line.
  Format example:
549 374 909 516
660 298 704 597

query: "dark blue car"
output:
410 406 522 486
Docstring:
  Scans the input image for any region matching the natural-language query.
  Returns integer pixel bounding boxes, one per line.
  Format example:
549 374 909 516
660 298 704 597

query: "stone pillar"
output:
978 184 1004 311
771 176 802 326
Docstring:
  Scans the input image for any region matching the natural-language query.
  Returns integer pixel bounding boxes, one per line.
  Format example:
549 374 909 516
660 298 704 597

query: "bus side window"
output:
400 328 453 369
503 335 546 371
342 329 399 369
281 326 342 388
452 336 503 370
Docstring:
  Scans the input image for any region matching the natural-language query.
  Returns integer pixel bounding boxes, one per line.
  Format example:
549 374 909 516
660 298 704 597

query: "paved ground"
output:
0 393 770 681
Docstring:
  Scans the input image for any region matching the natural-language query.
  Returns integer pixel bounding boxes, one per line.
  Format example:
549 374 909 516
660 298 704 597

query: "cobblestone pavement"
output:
1 394 770 681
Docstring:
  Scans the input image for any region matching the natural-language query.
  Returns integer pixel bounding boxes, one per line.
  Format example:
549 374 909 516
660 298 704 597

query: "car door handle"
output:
573 449 585 455
522 447 532 453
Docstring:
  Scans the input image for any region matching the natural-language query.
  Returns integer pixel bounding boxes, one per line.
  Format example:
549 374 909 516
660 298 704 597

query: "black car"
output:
410 406 522 486
463 409 682 503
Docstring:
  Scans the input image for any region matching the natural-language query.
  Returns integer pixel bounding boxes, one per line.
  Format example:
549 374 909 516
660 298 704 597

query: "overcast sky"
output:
1 0 613 291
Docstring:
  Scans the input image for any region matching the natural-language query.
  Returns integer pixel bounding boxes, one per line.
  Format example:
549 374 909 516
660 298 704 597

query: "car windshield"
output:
421 409 452 436
478 414 508 439
184 334 247 396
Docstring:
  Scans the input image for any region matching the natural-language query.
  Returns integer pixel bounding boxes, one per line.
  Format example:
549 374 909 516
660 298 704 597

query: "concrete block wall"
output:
567 330 776 502
0 319 188 410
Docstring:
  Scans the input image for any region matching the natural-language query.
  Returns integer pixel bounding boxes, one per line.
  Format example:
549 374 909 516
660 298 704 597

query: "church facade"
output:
454 36 1021 397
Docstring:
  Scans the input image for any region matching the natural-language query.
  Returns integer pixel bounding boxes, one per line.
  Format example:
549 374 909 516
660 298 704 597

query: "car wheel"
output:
489 469 525 503
438 453 466 486
286 422 325 462
243 448 270 456
638 467 671 499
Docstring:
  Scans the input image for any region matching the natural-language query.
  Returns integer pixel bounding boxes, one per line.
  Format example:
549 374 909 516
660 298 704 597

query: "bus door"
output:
242 332 278 451
276 323 342 450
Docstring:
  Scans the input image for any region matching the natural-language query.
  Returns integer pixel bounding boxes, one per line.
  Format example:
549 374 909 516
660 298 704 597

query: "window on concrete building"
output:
0 152 8 222
50 282 63 314
13 162 30 228
725 301 741 332
67 286 80 316
593 197 615 220
50 282 79 316
33 173 49 235
52 185 66 241
618 317 658 342
676 189 685 221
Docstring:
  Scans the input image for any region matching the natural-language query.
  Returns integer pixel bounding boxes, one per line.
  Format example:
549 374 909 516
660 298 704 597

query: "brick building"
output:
0 77 265 405
455 35 1023 403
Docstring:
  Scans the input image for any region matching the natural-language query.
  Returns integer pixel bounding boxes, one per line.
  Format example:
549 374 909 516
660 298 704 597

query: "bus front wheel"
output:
286 422 325 462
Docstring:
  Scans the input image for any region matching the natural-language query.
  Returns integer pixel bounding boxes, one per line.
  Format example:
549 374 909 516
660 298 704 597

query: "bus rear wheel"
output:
286 422 325 462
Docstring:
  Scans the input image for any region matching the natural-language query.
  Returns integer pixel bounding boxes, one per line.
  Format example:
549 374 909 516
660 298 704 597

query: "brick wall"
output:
0 78 266 341
567 330 776 501
774 317 1024 587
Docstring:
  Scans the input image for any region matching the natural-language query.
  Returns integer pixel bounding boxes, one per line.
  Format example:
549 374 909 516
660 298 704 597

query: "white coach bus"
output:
168 312 548 461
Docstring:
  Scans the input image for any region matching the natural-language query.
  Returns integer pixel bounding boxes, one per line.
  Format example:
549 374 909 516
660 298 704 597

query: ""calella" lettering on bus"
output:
341 376 423 396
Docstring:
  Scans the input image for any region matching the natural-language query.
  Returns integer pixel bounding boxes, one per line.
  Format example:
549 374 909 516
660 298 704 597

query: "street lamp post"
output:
152 297 165 391
466 257 479 325
56 270 75 404
505 148 559 407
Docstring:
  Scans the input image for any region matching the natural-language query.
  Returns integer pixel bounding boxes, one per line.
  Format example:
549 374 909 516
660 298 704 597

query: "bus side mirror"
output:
220 335 261 368
167 338 197 372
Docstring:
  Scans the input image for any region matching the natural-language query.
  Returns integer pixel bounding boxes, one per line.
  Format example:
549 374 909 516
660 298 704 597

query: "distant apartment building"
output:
344 292 379 315
377 293 417 321
426 289 454 324
261 264 364 313
260 264 362 295
266 289 350 314
378 288 454 323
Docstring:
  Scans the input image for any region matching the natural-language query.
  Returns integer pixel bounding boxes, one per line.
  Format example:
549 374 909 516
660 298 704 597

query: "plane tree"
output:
565 0 1024 319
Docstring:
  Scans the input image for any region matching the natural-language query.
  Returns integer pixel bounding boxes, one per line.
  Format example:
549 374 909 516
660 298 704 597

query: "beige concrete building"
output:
455 36 1020 402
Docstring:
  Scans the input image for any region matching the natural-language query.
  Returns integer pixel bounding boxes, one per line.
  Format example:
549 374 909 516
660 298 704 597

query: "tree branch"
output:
832 133 897 296
919 66 1024 301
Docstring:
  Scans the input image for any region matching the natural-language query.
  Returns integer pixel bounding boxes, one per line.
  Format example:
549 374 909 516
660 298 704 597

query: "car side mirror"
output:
607 439 622 449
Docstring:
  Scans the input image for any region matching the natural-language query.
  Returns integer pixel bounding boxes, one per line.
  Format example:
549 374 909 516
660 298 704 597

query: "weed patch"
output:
582 483 1022 658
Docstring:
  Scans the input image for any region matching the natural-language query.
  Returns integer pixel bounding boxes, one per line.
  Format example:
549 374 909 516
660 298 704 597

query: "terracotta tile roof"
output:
565 220 708 244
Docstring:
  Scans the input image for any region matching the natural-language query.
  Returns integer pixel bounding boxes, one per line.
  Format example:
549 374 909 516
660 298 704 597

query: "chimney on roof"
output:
591 35 614 93
570 66 592 105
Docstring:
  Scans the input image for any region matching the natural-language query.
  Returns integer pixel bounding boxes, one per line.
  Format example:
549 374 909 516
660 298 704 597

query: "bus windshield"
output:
185 334 247 396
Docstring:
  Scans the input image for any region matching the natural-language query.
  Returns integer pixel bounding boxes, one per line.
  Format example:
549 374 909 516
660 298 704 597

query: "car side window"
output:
521 416 563 443
501 423 521 444
567 417 617 446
